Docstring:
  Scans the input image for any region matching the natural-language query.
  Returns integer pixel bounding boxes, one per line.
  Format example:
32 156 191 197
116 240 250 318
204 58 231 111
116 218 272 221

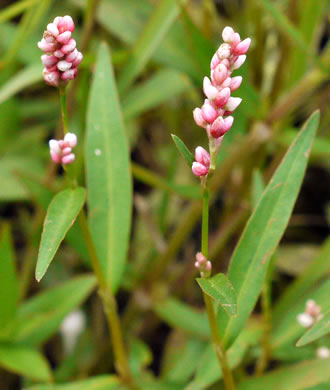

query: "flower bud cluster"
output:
192 146 210 177
195 252 212 277
38 16 83 87
49 132 77 165
297 299 323 328
192 26 250 177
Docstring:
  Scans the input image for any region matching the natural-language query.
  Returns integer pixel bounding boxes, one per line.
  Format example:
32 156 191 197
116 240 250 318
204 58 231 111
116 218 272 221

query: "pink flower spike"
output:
222 26 235 43
210 53 220 70
64 132 78 148
193 108 207 128
232 55 246 70
203 77 218 100
201 101 218 123
230 76 242 91
212 63 228 85
195 147 210 168
234 38 251 55
224 97 242 111
192 162 208 177
71 52 83 67
57 60 72 72
214 87 231 108
62 154 75 165
38 39 54 53
47 23 59 37
61 68 78 80
57 31 72 44
61 38 76 54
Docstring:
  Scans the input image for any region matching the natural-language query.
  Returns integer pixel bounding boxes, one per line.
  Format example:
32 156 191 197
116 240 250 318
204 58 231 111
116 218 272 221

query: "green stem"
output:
59 86 70 135
201 180 236 390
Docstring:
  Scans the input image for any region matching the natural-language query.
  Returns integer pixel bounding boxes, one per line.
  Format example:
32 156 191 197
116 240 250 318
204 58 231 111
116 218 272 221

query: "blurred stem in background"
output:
59 88 138 390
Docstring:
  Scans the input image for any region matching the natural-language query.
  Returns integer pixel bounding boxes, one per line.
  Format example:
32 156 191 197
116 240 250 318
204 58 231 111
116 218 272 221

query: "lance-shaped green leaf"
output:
0 225 18 330
0 344 52 382
217 111 320 348
171 134 194 167
197 273 237 316
86 43 132 292
297 309 330 347
35 187 86 282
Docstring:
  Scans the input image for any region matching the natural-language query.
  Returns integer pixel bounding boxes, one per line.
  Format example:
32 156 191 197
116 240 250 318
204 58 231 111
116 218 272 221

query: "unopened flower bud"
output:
213 63 228 85
57 31 72 44
57 60 72 72
195 147 210 168
61 68 78 80
43 69 60 87
38 39 54 53
224 97 242 111
193 108 207 128
60 310 85 354
196 252 207 264
62 154 75 165
217 43 231 60
222 26 235 43
61 38 76 54
201 101 218 123
297 313 314 328
232 55 246 70
47 23 59 37
210 53 220 70
192 162 208 177
230 76 242 91
234 38 251 55
203 77 218 100
214 87 231 108
64 132 78 148
316 347 330 359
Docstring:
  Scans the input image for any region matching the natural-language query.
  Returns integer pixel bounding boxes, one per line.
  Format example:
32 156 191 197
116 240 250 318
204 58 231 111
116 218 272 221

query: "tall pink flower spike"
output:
192 26 251 177
38 16 83 87
49 133 77 165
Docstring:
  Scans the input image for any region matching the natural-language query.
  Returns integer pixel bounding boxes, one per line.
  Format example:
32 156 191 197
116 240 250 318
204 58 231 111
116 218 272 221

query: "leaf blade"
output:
297 309 330 347
171 134 194 167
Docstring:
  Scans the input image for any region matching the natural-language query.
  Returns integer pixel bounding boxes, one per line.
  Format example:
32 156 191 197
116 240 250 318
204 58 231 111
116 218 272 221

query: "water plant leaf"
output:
218 111 320 347
35 187 86 282
297 309 330 347
86 43 132 292
197 273 237 316
171 134 194 167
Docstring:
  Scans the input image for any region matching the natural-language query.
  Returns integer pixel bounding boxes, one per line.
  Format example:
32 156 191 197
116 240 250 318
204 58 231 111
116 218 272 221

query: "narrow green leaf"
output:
86 43 132 292
171 134 194 167
0 344 52 382
122 69 191 120
118 0 188 93
218 111 320 348
251 170 265 209
154 298 209 339
0 225 18 330
35 187 86 282
273 237 330 322
297 309 330 347
0 63 43 104
237 359 330 390
26 375 121 390
12 275 96 347
197 274 237 316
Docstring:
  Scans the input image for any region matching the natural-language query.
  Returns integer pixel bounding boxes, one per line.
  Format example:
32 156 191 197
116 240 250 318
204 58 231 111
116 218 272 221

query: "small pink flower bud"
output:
49 139 61 154
193 108 207 128
57 31 72 44
43 31 56 44
203 77 218 100
223 116 234 131
210 116 225 138
201 101 218 123
195 147 210 168
71 52 83 67
232 32 241 46
64 132 78 148
61 38 76 54
54 50 65 58
62 147 72 155
297 313 314 328
205 261 212 272
47 23 59 37
212 63 228 85
50 150 61 164
316 347 330 359
230 76 242 91
192 162 208 177
43 69 60 87
57 60 72 72
41 54 58 68
38 39 54 53
210 53 220 69
62 154 75 165
214 87 231 108
217 43 231 60
224 97 242 111
306 299 321 318
61 68 78 80
222 26 235 43
196 252 207 264
234 38 251 55
61 15 75 33
232 55 246 70
66 48 78 62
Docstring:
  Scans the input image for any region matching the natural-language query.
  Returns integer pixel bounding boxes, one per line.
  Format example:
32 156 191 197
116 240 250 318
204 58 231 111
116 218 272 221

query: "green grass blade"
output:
297 309 330 347
171 134 194 167
118 0 187 93
35 187 86 282
86 43 132 292
218 111 320 348
25 376 121 390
